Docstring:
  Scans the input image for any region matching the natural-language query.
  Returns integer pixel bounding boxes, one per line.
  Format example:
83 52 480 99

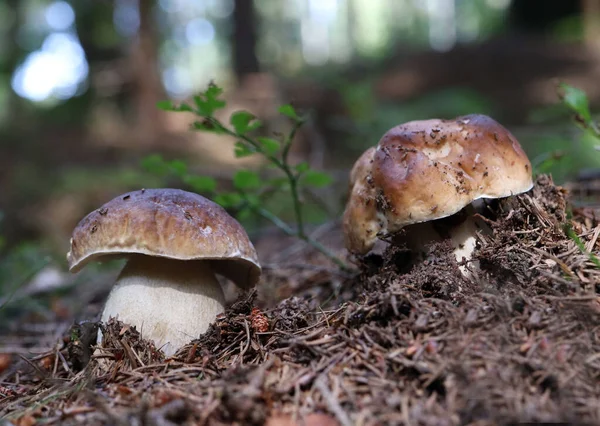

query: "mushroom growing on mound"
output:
67 188 261 356
343 114 533 275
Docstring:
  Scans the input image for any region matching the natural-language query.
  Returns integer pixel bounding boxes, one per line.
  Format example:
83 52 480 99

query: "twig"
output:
314 375 353 426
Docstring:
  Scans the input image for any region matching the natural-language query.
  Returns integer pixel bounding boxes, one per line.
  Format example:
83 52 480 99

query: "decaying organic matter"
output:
1 176 600 425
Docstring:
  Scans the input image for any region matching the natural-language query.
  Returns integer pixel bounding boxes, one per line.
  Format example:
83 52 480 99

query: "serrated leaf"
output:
193 95 207 112
278 104 300 121
205 82 224 99
234 142 256 158
257 137 281 155
141 154 169 176
302 170 332 187
231 111 261 135
233 169 261 190
193 84 227 116
183 175 217 193
168 160 187 177
157 100 176 111
560 83 592 123
295 162 310 173
214 192 243 208
205 97 226 115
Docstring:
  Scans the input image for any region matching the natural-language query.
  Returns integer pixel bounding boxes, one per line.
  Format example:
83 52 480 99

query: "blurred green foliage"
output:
147 83 348 269
0 242 50 315
333 80 496 155
528 83 600 182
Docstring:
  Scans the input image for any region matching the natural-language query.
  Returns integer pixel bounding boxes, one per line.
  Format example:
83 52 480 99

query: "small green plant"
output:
0 243 51 315
533 83 600 178
556 84 600 269
558 82 600 143
146 83 350 271
564 223 600 269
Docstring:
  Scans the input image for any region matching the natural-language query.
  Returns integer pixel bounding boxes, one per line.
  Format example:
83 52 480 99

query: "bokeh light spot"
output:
45 1 75 31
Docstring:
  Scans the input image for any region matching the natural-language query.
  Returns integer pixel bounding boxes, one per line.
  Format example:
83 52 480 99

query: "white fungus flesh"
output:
400 204 490 277
99 256 225 356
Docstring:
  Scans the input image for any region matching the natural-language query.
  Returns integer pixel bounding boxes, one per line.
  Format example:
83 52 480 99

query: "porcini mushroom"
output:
343 114 533 275
67 188 261 355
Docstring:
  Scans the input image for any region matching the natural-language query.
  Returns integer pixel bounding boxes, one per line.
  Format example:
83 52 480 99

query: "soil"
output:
1 175 600 425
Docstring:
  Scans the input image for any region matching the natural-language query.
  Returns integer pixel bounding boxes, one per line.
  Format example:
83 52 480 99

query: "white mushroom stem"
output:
98 255 225 356
402 206 490 277
445 215 487 276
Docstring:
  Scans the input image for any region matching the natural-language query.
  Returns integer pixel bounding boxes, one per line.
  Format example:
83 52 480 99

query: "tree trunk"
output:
131 0 166 146
232 0 260 83
582 0 600 49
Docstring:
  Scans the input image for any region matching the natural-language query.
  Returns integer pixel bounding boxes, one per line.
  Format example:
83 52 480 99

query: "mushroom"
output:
67 188 261 356
343 114 533 275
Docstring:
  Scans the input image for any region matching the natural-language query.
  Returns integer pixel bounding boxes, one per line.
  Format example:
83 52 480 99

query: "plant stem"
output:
253 206 352 272
287 174 305 237
207 116 352 272
300 234 351 271
564 224 600 269
252 205 295 236
220 120 307 238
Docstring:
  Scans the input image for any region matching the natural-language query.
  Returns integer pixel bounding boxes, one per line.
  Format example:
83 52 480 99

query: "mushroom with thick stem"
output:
67 188 261 356
343 114 533 276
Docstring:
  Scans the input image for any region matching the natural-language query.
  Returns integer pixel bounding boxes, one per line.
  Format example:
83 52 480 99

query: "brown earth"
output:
1 175 600 425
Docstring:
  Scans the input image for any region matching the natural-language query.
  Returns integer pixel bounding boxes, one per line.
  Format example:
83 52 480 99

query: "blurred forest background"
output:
1 0 600 319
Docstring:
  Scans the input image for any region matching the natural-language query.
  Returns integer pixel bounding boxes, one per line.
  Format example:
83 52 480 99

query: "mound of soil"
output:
1 175 599 425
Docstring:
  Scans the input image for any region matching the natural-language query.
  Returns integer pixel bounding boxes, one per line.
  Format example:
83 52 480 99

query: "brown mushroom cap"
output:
343 114 533 254
343 146 379 254
67 188 261 288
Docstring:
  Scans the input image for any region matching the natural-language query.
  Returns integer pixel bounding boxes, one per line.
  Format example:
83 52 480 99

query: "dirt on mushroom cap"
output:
2 175 600 425
344 114 534 255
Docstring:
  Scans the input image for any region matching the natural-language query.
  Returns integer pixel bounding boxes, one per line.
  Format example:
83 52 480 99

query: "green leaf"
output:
302 170 333 187
141 154 170 176
205 82 224 100
159 102 194 113
230 111 262 135
156 100 176 111
214 192 243 208
257 137 281 156
168 160 187 177
294 162 310 173
560 83 592 123
183 175 217 193
193 83 227 116
175 103 194 112
278 104 301 121
204 96 226 115
233 170 261 190
234 142 256 158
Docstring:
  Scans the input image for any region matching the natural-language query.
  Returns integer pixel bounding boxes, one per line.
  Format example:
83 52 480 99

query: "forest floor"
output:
1 175 600 426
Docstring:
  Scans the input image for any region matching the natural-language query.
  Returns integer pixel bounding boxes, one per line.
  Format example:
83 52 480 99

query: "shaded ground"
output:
1 175 600 425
